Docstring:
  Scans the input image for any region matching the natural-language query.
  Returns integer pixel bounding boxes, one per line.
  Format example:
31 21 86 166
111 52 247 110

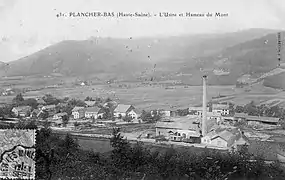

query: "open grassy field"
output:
0 76 282 109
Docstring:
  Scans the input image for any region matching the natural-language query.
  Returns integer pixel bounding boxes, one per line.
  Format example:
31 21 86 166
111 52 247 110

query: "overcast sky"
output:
0 0 285 62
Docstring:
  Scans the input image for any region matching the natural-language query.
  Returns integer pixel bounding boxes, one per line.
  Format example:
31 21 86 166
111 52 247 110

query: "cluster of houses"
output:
9 98 140 125
71 103 139 120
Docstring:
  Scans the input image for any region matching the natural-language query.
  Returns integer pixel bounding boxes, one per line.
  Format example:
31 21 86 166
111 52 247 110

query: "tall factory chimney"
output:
202 75 207 137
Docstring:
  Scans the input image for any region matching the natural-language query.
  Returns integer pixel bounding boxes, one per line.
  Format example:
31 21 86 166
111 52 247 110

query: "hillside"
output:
177 31 285 85
263 71 285 89
1 28 280 83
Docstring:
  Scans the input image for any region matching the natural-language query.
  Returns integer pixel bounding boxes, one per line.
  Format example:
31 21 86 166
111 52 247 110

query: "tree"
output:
104 97 112 103
101 107 114 120
63 97 69 102
23 98 38 109
12 93 24 106
95 97 103 103
123 115 133 122
229 102 235 115
141 110 161 123
110 128 131 170
85 96 94 101
68 98 86 107
176 108 189 116
62 115 69 127
235 105 244 113
280 120 285 130
0 104 13 118
40 110 49 120
243 101 259 116
43 94 60 105
14 93 24 102
141 110 153 122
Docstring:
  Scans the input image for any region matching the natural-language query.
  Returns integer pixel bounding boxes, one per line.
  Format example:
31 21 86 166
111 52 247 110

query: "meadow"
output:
0 76 283 110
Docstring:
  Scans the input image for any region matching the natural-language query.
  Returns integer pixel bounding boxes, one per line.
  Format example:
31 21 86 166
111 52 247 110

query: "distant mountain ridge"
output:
1 28 283 87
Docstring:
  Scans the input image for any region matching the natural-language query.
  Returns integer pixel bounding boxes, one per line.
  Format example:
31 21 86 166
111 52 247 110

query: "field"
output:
0 76 283 110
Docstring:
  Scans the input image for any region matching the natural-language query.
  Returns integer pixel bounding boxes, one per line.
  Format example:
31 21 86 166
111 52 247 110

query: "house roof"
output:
189 107 210 111
234 113 248 118
32 109 40 114
13 106 31 112
246 115 279 123
43 105 56 109
151 109 171 112
85 101 96 106
72 106 85 112
210 128 250 147
212 104 229 110
85 106 100 113
204 130 218 139
212 130 234 142
207 112 222 117
114 104 132 113
54 112 67 117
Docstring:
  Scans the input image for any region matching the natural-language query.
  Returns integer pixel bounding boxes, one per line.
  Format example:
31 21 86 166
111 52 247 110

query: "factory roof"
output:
212 104 229 110
155 117 200 131
234 113 280 123
234 113 248 118
189 106 210 111
246 116 279 123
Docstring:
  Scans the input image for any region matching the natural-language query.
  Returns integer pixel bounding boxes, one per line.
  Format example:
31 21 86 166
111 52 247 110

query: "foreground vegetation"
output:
1 120 285 179
38 127 285 180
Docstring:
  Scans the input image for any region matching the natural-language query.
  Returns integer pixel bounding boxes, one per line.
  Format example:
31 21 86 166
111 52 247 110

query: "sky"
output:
0 0 285 62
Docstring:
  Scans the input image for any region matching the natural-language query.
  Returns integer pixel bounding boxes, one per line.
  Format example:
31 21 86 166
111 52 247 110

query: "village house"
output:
212 103 230 116
84 101 96 107
114 104 138 119
155 117 201 142
150 109 171 117
38 104 57 117
188 106 210 118
41 104 56 111
30 109 41 118
11 106 32 117
53 112 68 120
84 106 102 119
36 98 46 105
56 102 68 108
72 106 85 119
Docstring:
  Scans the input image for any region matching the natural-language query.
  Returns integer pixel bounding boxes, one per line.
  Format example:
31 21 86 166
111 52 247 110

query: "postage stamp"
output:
0 129 36 180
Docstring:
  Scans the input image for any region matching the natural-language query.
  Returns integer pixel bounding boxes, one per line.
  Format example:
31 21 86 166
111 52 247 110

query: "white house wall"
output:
127 110 138 119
